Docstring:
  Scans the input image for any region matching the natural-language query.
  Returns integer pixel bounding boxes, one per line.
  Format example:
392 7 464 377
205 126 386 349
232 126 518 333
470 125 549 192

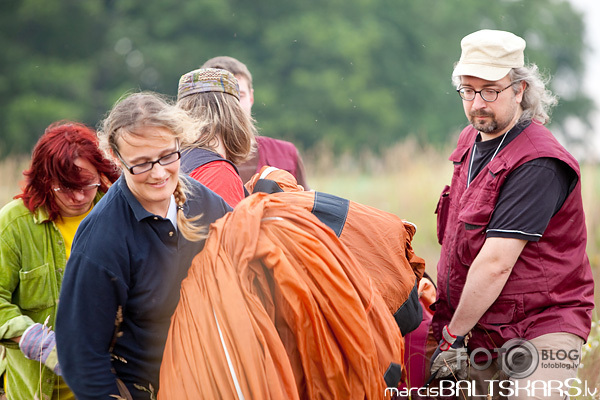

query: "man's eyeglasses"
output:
457 83 515 102
53 183 101 196
115 141 181 175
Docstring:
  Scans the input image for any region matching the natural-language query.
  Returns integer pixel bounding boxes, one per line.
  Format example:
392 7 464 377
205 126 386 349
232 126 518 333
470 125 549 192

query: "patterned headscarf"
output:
177 68 240 101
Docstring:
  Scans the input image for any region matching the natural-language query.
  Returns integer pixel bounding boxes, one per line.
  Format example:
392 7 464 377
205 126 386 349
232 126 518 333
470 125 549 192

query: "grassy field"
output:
2 141 599 394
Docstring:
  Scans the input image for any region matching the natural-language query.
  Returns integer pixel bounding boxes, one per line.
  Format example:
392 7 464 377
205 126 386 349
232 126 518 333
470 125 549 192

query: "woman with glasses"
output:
0 121 120 400
177 68 257 207
54 92 231 400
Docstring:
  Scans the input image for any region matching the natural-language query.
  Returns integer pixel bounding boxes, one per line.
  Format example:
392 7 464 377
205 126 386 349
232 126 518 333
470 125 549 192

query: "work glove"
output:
430 325 468 380
19 323 62 376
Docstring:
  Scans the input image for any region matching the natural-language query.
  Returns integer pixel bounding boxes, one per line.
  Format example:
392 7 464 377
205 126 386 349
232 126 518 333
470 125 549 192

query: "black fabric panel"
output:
252 179 284 194
394 279 423 336
311 192 349 237
383 362 403 388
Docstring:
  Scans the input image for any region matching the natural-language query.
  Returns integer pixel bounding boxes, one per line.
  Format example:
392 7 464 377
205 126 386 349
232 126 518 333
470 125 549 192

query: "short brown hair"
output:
201 56 253 90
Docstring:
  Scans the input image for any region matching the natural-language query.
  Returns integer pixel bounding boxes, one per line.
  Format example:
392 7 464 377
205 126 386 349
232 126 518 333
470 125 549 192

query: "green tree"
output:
0 0 592 158
0 0 110 155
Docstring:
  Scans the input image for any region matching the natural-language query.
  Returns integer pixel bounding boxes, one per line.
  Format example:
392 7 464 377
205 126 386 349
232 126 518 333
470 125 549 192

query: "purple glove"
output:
19 323 62 375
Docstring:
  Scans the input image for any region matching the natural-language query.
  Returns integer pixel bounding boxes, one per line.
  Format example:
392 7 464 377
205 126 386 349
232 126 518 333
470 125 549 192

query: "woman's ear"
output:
108 148 121 168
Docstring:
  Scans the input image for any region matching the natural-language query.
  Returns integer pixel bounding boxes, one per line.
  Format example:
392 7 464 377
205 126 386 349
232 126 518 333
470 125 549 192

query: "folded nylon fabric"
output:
159 194 404 399
245 166 426 321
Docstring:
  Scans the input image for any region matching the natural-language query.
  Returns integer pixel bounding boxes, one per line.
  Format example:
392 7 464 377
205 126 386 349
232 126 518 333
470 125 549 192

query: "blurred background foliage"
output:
0 0 594 158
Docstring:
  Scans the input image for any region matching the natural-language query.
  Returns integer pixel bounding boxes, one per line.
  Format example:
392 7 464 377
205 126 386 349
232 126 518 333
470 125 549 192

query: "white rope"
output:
213 309 245 400
259 166 280 180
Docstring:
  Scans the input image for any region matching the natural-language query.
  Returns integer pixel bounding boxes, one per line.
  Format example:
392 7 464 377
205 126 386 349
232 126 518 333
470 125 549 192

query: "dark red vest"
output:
433 122 594 352
256 136 299 177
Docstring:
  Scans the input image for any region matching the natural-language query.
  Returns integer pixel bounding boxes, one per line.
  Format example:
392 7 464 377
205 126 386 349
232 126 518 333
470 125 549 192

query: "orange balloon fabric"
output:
246 166 426 319
159 194 404 399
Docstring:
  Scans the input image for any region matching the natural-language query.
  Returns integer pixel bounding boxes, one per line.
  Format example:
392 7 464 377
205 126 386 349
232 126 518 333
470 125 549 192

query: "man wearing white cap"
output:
430 30 594 399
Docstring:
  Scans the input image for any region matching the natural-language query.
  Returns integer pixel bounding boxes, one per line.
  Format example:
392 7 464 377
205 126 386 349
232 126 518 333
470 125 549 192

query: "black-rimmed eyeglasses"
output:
115 141 181 175
457 83 515 102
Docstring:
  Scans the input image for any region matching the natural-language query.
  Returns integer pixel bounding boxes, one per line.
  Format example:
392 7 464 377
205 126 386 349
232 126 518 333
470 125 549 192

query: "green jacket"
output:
0 195 101 400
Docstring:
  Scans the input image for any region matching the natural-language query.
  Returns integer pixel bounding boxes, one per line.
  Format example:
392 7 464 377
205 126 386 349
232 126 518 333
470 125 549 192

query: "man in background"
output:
201 56 310 189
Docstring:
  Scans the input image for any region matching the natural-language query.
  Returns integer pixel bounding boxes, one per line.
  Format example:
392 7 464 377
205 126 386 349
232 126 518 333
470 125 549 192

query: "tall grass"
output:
2 140 599 394
0 155 29 207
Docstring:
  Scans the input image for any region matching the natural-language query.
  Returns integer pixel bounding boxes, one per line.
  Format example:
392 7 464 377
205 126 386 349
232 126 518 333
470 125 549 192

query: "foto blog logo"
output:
499 338 539 379
460 338 539 378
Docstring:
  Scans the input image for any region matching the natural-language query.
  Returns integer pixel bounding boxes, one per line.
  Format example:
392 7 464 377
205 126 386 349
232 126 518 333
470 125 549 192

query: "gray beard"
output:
470 119 499 134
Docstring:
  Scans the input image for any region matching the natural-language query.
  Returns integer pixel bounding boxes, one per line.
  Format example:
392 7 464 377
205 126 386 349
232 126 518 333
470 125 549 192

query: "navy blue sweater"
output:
55 176 231 399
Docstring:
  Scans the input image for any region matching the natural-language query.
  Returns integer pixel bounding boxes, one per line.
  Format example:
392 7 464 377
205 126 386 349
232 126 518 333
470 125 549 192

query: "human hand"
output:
19 323 61 376
430 325 468 380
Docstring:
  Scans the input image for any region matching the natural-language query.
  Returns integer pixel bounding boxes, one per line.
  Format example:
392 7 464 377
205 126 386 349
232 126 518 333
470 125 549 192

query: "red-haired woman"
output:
0 121 120 400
